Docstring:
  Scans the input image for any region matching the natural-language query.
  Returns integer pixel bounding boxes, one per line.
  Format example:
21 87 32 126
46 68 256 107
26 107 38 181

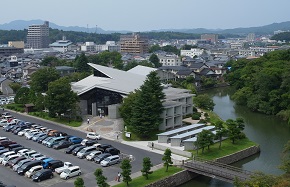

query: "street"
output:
0 111 163 187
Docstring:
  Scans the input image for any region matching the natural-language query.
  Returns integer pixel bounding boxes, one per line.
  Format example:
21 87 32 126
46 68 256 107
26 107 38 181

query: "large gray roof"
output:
71 63 146 95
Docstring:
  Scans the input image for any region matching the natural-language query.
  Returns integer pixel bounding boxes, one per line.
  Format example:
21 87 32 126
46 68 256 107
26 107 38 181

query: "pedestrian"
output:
117 134 119 140
87 118 90 124
117 172 121 182
151 142 154 150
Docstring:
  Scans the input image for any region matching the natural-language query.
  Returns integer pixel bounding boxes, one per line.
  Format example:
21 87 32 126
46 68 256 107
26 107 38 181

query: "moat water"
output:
179 87 290 187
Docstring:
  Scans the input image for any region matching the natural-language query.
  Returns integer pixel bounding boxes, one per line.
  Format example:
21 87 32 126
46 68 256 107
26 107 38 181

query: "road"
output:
0 111 163 187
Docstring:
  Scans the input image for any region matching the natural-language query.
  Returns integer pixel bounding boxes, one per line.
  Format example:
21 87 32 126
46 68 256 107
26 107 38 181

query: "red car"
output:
0 140 17 148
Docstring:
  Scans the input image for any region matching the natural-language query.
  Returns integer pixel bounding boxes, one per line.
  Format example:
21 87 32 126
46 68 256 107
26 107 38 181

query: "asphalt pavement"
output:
0 110 164 187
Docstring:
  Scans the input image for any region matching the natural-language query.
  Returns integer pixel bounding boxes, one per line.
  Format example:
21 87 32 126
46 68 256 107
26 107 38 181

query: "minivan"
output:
105 147 120 155
100 155 120 167
60 166 81 180
47 160 64 171
41 158 54 169
77 146 96 159
17 160 42 175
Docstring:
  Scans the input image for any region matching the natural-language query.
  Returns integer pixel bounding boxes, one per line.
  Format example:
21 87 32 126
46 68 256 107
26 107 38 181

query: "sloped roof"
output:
127 65 157 76
71 63 146 95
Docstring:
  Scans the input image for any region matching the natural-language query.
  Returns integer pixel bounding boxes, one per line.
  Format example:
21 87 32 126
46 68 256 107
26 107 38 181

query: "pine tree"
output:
94 168 109 187
162 148 173 172
75 52 90 72
74 177 84 187
120 159 132 186
141 157 153 179
130 71 165 138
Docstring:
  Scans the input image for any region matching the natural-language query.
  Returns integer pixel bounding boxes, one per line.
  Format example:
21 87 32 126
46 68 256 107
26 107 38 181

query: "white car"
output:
25 165 43 178
0 119 8 127
0 151 16 164
86 132 101 140
86 150 102 161
26 132 40 140
17 149 30 156
18 129 32 136
55 162 73 174
24 130 38 138
60 166 81 180
2 154 19 166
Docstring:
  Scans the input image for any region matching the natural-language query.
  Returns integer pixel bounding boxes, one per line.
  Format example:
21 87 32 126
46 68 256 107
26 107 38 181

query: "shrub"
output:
192 106 198 112
204 113 209 117
198 119 207 124
192 114 200 120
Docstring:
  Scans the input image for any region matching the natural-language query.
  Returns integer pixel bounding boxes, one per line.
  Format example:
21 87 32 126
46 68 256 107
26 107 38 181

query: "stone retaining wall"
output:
215 145 260 164
144 170 197 187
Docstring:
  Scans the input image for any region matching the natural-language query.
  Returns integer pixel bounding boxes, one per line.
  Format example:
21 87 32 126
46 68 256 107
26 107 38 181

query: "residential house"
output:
0 78 14 95
22 64 39 80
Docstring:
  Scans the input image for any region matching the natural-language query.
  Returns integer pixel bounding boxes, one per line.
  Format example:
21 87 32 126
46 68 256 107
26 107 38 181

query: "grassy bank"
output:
113 166 183 187
29 112 82 127
191 138 257 160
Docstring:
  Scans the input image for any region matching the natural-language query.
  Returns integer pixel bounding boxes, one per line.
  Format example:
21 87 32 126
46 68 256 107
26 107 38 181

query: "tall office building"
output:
246 33 255 42
120 33 148 54
201 34 218 43
26 21 50 49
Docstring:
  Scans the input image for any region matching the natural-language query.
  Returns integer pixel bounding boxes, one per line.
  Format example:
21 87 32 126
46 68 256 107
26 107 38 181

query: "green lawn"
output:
29 112 82 127
113 166 183 187
191 138 257 160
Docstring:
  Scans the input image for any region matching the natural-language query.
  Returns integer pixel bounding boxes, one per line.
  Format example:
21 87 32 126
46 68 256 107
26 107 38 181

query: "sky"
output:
1 0 290 32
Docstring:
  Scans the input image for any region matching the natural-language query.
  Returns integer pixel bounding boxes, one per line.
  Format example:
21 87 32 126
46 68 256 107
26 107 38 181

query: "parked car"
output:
104 147 120 155
46 137 66 148
0 119 8 127
0 151 16 164
17 160 42 175
11 147 25 153
55 162 73 174
25 165 43 178
32 133 46 142
37 134 49 143
18 129 31 136
30 153 46 161
68 136 83 144
86 150 102 161
41 158 54 169
8 144 22 151
8 156 26 168
24 150 37 159
72 145 86 156
17 149 31 156
93 153 111 164
77 146 96 159
97 144 112 152
65 144 82 154
81 139 98 146
13 159 31 171
0 140 17 148
100 155 120 167
46 160 64 171
52 140 72 149
2 154 19 166
41 137 54 145
86 132 101 140
32 169 54 182
60 166 81 180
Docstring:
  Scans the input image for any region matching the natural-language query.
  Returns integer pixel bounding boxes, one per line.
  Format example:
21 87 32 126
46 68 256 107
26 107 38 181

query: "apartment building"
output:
201 34 218 43
26 21 50 49
159 54 181 66
120 33 148 54
180 48 204 58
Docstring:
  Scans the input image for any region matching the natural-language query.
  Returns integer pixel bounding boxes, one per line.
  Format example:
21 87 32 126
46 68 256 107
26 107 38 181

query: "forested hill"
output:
225 49 290 122
0 28 235 44
271 32 290 42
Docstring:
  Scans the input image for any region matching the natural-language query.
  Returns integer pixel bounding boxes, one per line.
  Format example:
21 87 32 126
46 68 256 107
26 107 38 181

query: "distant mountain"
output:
1 20 290 35
0 20 131 34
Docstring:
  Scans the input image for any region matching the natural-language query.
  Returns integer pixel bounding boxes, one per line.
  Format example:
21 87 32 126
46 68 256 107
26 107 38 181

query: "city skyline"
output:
1 0 290 32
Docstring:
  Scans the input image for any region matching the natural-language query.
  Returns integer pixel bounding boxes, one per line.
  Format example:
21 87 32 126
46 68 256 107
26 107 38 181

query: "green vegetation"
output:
141 157 153 180
226 50 290 123
94 168 109 187
271 32 290 42
193 94 215 111
192 138 257 160
194 130 215 154
120 71 165 139
162 148 173 172
120 159 132 186
29 112 82 127
6 103 25 112
74 177 85 187
113 166 183 187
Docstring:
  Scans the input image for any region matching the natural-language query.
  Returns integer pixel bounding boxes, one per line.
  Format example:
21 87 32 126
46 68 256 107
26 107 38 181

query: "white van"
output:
60 166 81 180
100 155 120 167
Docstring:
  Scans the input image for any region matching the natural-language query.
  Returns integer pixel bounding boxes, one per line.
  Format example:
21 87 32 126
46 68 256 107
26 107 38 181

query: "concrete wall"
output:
108 104 121 119
148 142 192 158
79 100 87 116
215 145 260 164
171 138 181 147
144 170 197 187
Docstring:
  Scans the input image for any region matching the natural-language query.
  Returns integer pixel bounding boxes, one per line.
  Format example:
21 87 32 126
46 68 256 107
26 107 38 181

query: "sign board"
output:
125 132 131 138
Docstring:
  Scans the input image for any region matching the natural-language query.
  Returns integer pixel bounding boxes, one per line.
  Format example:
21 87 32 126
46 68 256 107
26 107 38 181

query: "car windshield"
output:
103 157 110 162
79 149 86 153
63 169 70 173
34 171 42 177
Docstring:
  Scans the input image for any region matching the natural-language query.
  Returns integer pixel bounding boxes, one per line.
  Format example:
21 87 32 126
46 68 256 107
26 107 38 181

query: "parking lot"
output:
0 111 163 187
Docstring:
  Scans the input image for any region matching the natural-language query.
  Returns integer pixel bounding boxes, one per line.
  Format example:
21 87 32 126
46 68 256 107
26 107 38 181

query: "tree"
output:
162 148 173 172
94 168 109 187
119 91 140 127
120 159 132 186
149 44 161 53
214 120 228 149
75 52 90 72
194 130 215 154
46 77 79 118
149 54 161 68
141 157 153 179
30 67 60 93
74 177 84 187
14 87 31 104
280 140 290 173
193 94 215 111
129 71 165 138
9 82 21 94
225 118 245 144
41 56 59 66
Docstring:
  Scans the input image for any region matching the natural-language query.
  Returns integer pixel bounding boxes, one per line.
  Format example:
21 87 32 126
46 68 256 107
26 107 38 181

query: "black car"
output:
72 145 86 156
37 135 49 143
104 147 120 155
52 140 72 149
65 144 82 154
8 156 26 168
0 145 4 150
97 144 112 152
17 160 42 175
93 153 111 164
47 160 64 171
3 125 14 132
8 144 23 151
11 147 25 153
84 140 98 146
32 169 53 182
